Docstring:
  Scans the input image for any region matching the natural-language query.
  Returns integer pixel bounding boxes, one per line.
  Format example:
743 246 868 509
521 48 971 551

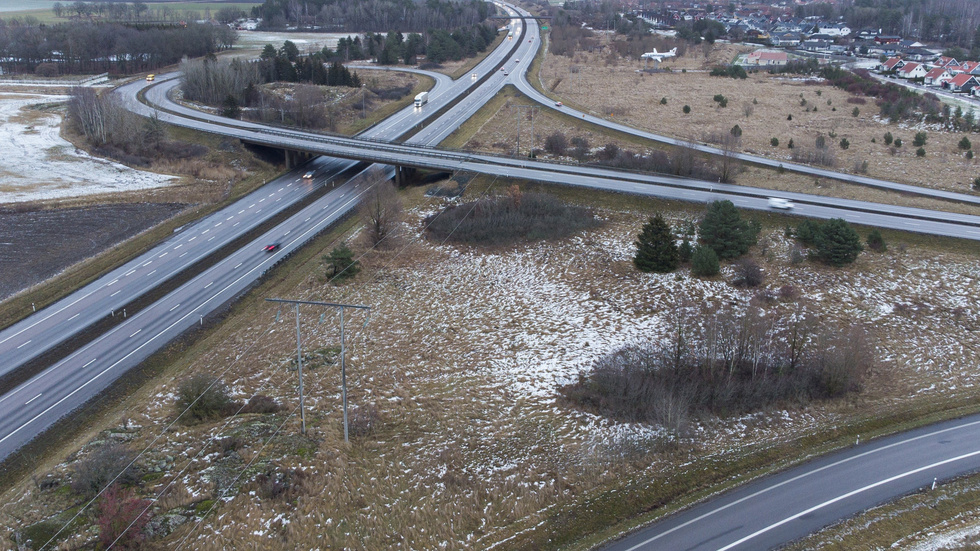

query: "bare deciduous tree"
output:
359 171 403 248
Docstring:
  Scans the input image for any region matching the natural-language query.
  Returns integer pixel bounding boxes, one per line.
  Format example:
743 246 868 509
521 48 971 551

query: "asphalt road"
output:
603 414 980 551
0 5 528 460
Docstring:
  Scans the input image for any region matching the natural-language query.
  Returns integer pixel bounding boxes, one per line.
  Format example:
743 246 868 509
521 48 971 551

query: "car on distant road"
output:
471 72 478 79
503 72 508 76
146 74 155 82
303 170 315 179
555 101 562 107
768 197 794 210
264 243 281 253
515 58 520 62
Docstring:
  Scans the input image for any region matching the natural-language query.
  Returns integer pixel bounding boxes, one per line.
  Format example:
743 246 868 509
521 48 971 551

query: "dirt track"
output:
0 203 185 300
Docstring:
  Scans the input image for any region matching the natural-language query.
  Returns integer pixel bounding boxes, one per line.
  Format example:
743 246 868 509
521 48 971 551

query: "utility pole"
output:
512 104 536 157
266 298 371 440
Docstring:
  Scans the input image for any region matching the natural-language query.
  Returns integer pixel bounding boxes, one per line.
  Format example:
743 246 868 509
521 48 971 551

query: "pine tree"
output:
324 243 360 281
699 200 759 260
691 245 720 276
634 214 679 273
814 218 863 266
678 237 694 263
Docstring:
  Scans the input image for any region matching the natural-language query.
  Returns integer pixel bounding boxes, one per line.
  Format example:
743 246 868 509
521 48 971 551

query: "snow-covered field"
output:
0 92 176 204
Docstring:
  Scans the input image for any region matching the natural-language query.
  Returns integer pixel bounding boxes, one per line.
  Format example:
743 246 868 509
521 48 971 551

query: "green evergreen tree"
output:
814 218 863 266
633 215 679 273
691 245 720 276
698 200 759 260
678 237 694 263
221 94 239 119
324 243 359 281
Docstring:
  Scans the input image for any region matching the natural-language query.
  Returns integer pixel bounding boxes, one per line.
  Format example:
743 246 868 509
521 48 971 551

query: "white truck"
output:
414 91 428 107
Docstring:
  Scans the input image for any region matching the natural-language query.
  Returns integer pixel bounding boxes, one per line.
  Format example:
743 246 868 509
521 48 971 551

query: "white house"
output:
896 62 927 79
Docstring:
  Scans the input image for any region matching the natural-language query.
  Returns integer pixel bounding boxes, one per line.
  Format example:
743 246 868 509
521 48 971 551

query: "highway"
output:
603 414 980 551
3 5 980 550
0 6 530 459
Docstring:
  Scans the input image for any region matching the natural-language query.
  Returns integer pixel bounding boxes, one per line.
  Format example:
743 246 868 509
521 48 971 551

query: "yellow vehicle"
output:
146 74 155 82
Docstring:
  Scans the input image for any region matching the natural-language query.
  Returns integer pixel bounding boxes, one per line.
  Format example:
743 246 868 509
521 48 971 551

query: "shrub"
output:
770 137 779 147
959 136 972 150
787 138 794 148
253 466 312 501
894 138 902 147
683 104 691 114
840 138 850 150
72 443 141 499
852 107 860 117
242 395 281 414
544 131 568 155
866 229 886 252
795 220 821 245
175 374 238 424
973 176 980 190
660 96 668 105
691 245 720 276
97 484 151 551
730 124 742 137
787 114 792 120
699 200 759 260
425 192 599 246
815 135 826 149
883 132 893 145
916 147 926 157
34 62 59 77
731 258 764 288
968 150 975 160
634 214 679 273
913 131 927 147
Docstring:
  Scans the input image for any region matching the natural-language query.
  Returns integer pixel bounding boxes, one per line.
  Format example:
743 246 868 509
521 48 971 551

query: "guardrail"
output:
0 73 108 86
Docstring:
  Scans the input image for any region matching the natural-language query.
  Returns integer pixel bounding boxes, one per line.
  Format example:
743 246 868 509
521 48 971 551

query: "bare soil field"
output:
5 180 980 550
0 203 185 300
536 38 980 196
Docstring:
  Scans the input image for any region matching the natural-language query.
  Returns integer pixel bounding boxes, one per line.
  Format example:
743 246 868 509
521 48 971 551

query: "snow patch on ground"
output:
0 92 176 204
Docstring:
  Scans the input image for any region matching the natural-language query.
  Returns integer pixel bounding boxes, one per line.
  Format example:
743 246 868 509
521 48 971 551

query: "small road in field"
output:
601 414 980 551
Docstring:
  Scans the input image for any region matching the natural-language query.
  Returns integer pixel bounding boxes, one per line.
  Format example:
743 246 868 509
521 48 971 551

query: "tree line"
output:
252 0 491 32
0 21 235 75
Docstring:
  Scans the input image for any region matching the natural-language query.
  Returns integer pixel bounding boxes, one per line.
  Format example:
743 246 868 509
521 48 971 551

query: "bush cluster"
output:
795 218 864 266
561 304 872 431
425 191 600 246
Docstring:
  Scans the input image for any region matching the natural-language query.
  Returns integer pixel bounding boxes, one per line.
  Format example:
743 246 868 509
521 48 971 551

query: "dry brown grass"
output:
536 35 980 197
6 178 980 549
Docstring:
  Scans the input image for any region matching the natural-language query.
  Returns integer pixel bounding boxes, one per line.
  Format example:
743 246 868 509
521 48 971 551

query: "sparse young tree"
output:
175 374 237 424
866 229 886 252
883 131 893 145
678 237 694 263
913 131 927 147
324 243 359 280
71 443 140 499
360 175 403 248
959 136 972 150
634 214 679 273
699 200 759 260
97 484 151 551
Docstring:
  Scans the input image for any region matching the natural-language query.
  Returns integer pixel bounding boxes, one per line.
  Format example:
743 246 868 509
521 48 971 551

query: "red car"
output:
264 243 280 253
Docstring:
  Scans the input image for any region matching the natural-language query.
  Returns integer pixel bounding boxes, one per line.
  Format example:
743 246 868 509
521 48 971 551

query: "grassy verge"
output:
341 73 435 136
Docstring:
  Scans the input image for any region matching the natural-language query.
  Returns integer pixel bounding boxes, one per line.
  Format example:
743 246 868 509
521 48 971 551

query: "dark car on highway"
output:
264 243 281 253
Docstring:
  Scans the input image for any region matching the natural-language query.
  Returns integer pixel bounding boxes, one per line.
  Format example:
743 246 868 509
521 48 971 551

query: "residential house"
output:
896 62 927 79
875 35 902 45
923 67 952 86
819 23 851 36
801 38 832 51
744 49 788 66
879 56 904 71
903 48 936 62
769 32 802 47
936 56 958 67
943 73 980 93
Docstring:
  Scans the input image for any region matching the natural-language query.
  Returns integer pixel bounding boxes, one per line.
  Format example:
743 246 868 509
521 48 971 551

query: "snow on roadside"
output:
0 92 176 204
